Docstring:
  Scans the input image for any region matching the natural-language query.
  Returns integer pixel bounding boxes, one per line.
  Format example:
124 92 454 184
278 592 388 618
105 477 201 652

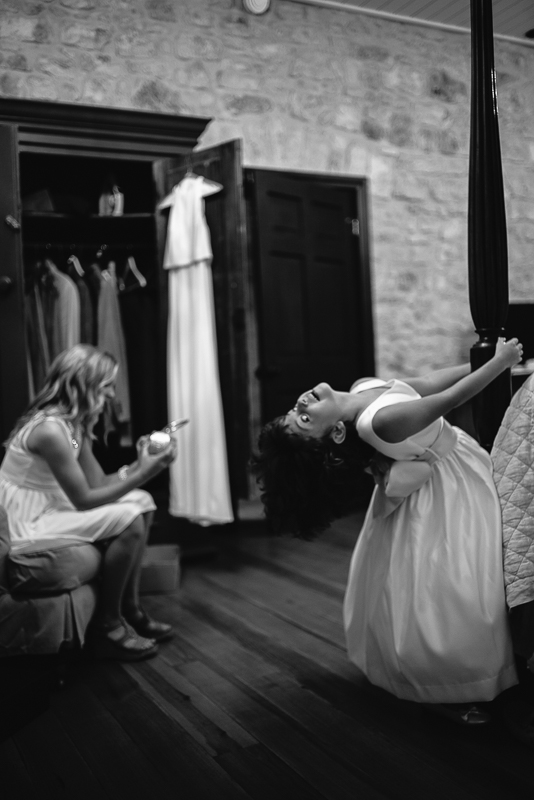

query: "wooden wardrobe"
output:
0 98 251 513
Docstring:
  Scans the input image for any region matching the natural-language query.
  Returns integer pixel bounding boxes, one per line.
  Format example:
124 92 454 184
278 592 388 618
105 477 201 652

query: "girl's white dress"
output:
0 414 156 551
343 379 518 703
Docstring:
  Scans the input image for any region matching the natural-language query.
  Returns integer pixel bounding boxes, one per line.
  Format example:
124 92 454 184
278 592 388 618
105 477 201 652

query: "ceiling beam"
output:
285 0 534 47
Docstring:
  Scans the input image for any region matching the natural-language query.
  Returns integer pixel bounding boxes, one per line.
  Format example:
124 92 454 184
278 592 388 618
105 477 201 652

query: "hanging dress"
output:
343 379 517 703
161 175 233 526
47 263 81 361
0 413 155 551
25 281 51 398
97 263 131 426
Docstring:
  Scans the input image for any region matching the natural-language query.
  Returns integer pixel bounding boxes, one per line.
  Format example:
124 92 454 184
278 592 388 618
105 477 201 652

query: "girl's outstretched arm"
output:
402 364 471 396
373 338 522 443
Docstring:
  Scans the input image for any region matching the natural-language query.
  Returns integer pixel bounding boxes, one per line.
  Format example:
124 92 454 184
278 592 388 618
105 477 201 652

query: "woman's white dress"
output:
343 379 518 703
0 414 155 551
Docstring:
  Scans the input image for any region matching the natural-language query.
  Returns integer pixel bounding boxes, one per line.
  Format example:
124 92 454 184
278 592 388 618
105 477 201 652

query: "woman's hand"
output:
137 437 178 480
136 435 149 458
494 337 523 368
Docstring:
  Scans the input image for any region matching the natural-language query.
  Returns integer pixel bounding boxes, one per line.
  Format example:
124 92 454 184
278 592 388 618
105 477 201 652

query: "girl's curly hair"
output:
250 416 375 538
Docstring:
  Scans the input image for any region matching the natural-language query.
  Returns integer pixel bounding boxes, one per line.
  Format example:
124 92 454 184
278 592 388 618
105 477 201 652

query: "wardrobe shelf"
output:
22 212 154 219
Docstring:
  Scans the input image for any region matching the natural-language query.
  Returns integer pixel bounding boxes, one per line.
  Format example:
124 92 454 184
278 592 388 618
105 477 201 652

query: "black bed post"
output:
468 0 511 450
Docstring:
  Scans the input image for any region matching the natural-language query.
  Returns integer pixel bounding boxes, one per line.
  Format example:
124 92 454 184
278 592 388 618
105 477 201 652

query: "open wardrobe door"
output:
153 140 251 509
0 124 28 447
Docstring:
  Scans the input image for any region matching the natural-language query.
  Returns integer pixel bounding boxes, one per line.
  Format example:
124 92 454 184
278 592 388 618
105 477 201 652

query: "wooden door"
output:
153 140 250 503
249 169 372 423
0 124 28 448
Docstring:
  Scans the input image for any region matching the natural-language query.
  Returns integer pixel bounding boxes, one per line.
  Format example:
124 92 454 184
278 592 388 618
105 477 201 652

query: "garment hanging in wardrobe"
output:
25 279 51 399
96 261 131 427
25 259 81 396
45 259 80 361
160 173 234 525
24 254 133 441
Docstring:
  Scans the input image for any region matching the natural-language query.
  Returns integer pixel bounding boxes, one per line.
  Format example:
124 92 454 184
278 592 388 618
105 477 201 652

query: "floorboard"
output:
0 737 42 800
1 511 534 799
146 579 509 800
85 663 251 800
52 679 176 800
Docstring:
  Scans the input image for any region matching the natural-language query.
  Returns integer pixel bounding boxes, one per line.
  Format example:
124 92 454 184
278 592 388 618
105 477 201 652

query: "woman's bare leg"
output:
122 511 152 617
121 511 174 641
94 515 147 629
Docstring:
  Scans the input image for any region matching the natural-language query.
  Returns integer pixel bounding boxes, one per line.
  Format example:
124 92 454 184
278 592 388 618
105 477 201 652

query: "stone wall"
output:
1 0 534 379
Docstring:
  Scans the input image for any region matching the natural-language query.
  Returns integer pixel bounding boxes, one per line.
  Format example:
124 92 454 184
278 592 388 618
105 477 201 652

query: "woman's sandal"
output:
124 608 174 643
90 619 158 662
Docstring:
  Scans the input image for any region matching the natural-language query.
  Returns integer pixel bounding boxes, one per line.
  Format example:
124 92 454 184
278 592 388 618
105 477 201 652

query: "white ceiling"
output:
302 0 534 41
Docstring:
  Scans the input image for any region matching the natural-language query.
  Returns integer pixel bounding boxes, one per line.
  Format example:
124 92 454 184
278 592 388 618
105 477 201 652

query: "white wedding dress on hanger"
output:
160 174 234 526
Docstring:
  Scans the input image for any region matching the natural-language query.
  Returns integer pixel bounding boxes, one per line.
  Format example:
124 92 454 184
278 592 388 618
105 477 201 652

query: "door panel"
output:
251 170 366 423
153 141 250 502
0 124 28 448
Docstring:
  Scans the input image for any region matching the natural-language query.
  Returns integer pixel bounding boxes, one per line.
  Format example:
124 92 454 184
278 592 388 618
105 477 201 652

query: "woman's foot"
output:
124 607 174 643
423 703 492 725
90 619 158 661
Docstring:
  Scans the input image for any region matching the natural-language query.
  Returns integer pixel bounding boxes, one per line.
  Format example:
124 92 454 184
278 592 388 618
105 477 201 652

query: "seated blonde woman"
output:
0 345 176 661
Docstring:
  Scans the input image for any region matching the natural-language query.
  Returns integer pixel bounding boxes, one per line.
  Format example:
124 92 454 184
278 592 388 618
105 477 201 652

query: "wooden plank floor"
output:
2 512 534 800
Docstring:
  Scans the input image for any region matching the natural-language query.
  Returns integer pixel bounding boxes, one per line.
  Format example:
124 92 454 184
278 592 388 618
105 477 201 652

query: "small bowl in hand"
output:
148 431 171 454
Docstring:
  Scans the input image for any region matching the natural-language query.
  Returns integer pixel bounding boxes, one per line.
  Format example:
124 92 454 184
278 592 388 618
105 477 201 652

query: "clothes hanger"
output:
29 247 56 288
105 259 117 279
185 153 195 178
44 257 59 274
123 255 147 288
157 169 223 209
158 154 198 209
24 259 45 292
95 243 108 260
185 154 223 191
89 244 108 274
67 253 85 277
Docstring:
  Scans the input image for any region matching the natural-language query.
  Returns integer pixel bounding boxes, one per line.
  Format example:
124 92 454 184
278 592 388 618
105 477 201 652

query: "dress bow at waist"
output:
371 422 458 518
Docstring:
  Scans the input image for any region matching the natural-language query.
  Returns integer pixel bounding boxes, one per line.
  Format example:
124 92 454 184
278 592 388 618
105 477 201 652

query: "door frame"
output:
244 167 375 444
0 123 26 444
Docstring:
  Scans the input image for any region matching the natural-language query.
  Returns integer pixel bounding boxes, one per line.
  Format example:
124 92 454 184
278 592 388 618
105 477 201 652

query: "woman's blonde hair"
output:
6 345 118 444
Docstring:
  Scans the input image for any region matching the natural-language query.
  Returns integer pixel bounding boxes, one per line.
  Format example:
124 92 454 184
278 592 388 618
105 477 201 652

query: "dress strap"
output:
18 414 77 451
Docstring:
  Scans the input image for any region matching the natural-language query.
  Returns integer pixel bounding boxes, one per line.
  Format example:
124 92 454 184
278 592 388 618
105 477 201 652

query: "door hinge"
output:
0 276 13 295
244 170 255 198
345 217 359 236
5 215 21 231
